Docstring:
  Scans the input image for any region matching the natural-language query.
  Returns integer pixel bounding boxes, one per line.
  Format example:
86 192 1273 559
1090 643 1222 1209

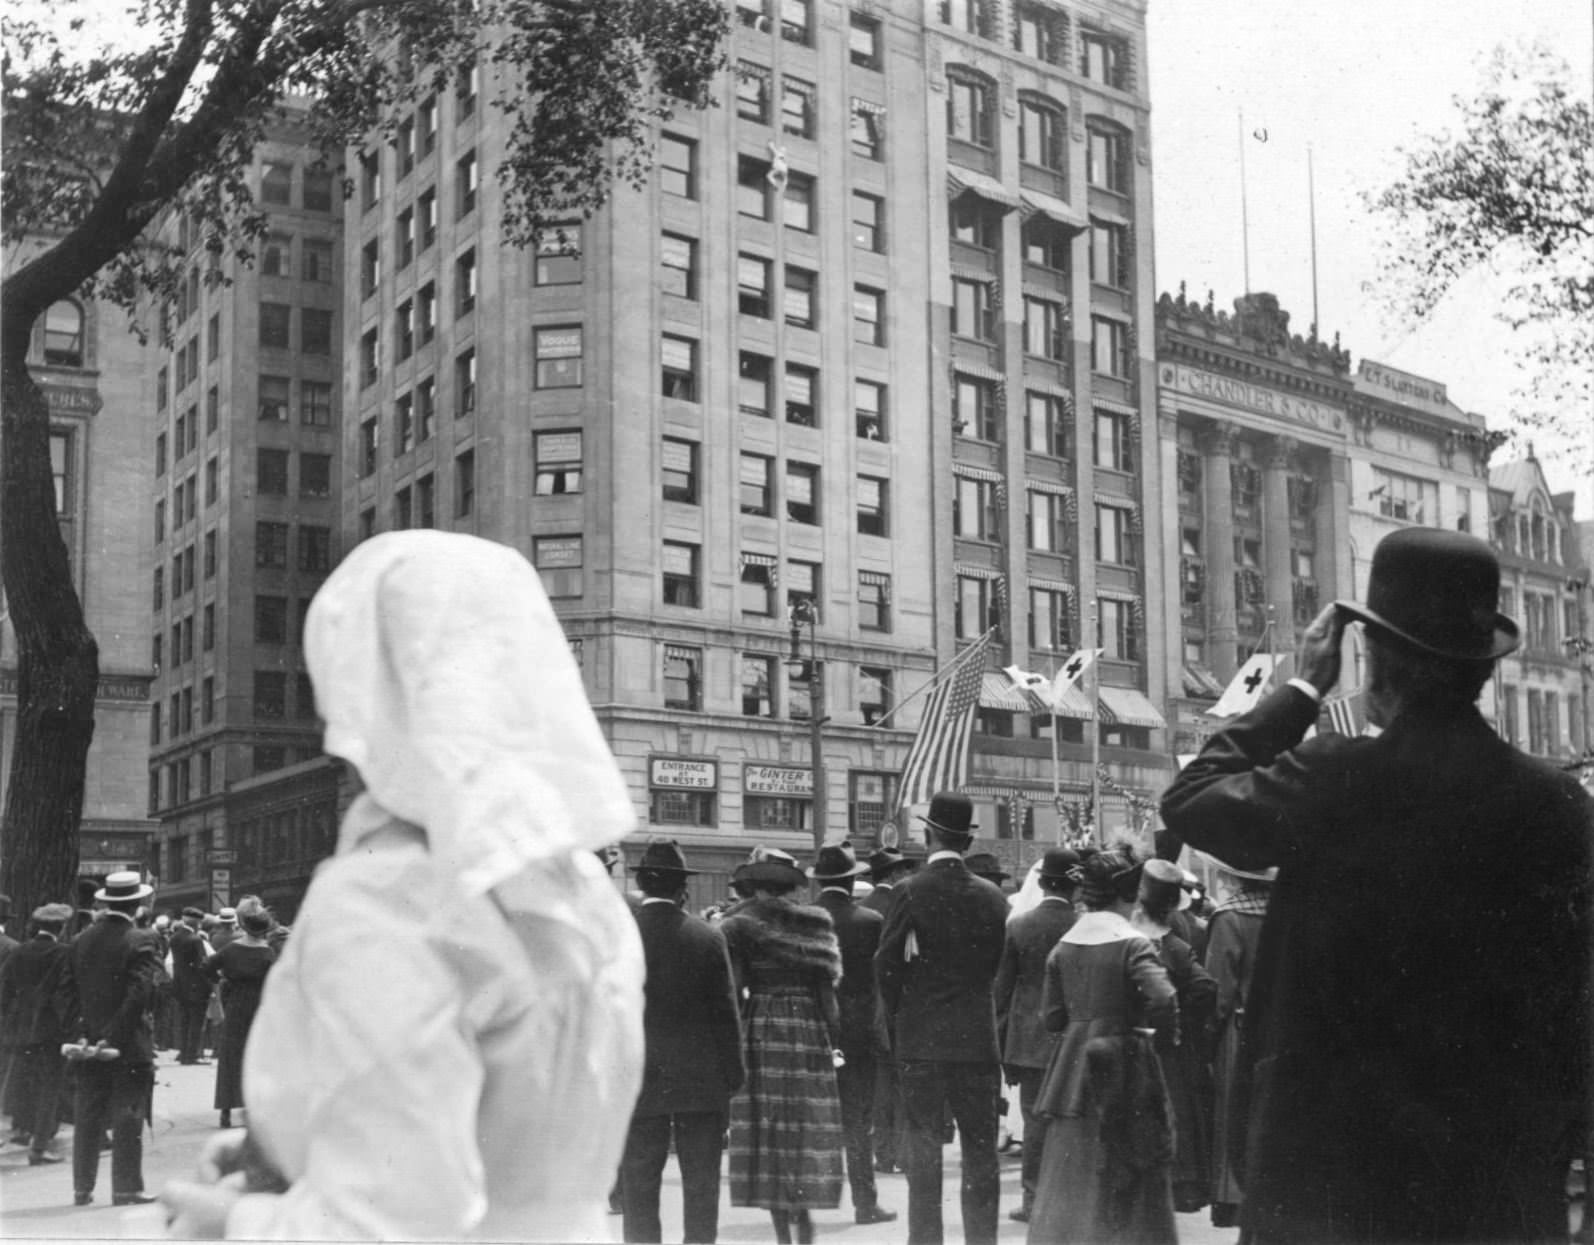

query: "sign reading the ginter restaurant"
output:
649 757 718 789
1162 363 1344 436
743 764 813 796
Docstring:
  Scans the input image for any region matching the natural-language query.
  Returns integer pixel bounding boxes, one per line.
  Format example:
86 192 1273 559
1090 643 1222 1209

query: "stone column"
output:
1199 422 1238 681
1263 436 1297 638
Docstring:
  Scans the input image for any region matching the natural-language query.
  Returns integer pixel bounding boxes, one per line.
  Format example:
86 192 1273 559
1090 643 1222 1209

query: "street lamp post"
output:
788 598 827 852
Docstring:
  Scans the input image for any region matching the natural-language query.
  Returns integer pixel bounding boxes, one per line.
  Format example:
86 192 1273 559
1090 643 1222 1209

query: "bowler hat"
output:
95 871 154 904
964 853 1010 883
809 842 870 881
1336 528 1518 661
918 791 976 839
867 847 913 880
1038 846 1083 881
633 836 698 875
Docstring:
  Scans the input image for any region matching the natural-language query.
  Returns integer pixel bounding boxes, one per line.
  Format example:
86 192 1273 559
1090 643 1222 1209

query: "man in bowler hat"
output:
860 845 915 1172
620 838 745 1244
875 793 1010 1245
808 843 897 1226
1162 528 1594 1244
992 846 1079 1221
168 906 211 1064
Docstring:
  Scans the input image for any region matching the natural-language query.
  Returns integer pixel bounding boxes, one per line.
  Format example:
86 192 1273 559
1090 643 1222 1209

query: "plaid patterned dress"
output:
722 900 845 1212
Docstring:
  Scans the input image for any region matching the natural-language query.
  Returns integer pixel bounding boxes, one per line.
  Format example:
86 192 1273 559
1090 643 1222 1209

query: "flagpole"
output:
1049 653 1062 835
865 625 996 730
1089 600 1101 846
1266 604 1279 692
1238 109 1252 295
1307 144 1320 336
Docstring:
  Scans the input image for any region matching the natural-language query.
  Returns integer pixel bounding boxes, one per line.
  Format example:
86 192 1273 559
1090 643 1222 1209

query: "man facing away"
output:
875 793 1010 1245
0 903 74 1163
808 842 897 1227
860 846 915 1175
620 838 744 1245
167 907 211 1065
1161 527 1593 1244
992 846 1079 1222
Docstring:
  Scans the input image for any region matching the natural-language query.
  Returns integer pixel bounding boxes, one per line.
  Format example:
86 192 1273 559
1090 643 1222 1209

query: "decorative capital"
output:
1197 421 1237 457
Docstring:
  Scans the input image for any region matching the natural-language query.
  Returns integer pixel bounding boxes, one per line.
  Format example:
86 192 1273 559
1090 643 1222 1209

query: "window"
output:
454 450 475 516
261 232 290 277
416 473 435 528
857 476 888 536
1026 391 1070 457
532 535 584 597
661 233 697 299
535 223 582 285
396 207 415 270
650 785 717 827
737 62 770 122
953 374 999 440
257 448 288 495
854 285 885 346
663 644 703 709
1099 597 1140 661
784 173 815 233
202 603 215 650
785 362 818 426
736 0 768 28
259 302 290 349
850 99 884 159
852 191 884 252
1094 407 1135 471
394 393 415 454
1025 295 1069 360
1091 315 1131 377
739 351 773 417
301 379 333 427
954 474 1000 539
850 12 882 66
661 335 698 402
412 283 436 347
742 654 777 717
782 76 815 137
1029 587 1071 650
360 238 380 298
662 438 699 504
157 367 170 413
950 196 1001 248
302 238 334 282
1090 220 1129 288
255 520 289 568
395 116 415 178
859 571 891 632
786 461 819 525
1095 503 1137 565
204 385 219 433
297 166 332 212
1372 468 1437 524
1013 3 1065 64
740 553 777 616
740 453 774 516
203 528 216 576
662 543 700 609
447 351 474 422
395 299 415 361
952 278 996 340
455 248 477 316
947 74 994 147
299 525 332 571
1087 124 1130 193
206 312 220 363
153 565 164 611
659 134 696 198
359 418 379 476
254 670 287 720
534 325 583 388
418 96 438 156
1028 490 1071 552
1019 99 1066 170
456 59 479 120
1022 215 1071 271
737 155 772 220
784 266 817 329
261 161 293 205
738 253 772 317
780 0 810 44
257 373 290 422
298 307 331 356
856 379 886 441
1080 28 1128 89
359 328 380 388
155 498 166 544
418 188 438 249
786 559 819 619
941 0 991 36
455 149 478 217
534 430 583 495
956 574 992 639
255 594 288 644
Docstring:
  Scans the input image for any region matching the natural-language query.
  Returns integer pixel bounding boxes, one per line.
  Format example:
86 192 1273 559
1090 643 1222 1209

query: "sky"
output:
1147 0 1593 512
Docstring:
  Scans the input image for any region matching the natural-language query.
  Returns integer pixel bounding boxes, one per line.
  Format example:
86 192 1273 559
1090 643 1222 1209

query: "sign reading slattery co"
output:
649 756 719 789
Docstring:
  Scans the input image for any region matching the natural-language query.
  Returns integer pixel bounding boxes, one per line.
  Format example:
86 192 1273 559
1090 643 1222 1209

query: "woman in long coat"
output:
202 897 277 1128
1028 846 1178 1245
720 850 845 1245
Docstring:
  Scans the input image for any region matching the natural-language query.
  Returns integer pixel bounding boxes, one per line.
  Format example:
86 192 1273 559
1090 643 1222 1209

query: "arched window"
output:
946 68 996 148
1018 94 1067 171
1086 120 1131 194
43 300 85 368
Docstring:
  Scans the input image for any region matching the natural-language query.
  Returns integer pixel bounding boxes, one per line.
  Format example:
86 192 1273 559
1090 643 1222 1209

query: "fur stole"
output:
721 897 841 986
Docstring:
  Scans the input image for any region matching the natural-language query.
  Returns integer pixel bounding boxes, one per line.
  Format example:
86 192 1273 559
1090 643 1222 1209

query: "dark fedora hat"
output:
964 852 1010 883
918 791 976 839
633 836 698 875
1038 846 1083 881
1336 528 1518 661
809 842 870 881
867 847 915 880
741 848 807 889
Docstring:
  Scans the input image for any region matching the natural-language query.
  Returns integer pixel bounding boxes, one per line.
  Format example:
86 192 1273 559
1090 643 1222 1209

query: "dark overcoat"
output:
62 916 161 1065
994 896 1077 1072
1161 685 1593 1244
815 888 885 1059
0 933 73 1046
167 922 210 1005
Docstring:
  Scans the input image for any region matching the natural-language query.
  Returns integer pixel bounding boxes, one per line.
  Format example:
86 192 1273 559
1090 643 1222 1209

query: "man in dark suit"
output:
0 903 75 1164
809 843 897 1226
860 846 914 1174
57 872 161 1207
167 906 210 1064
992 846 1079 1222
620 838 744 1244
1162 528 1593 1245
876 793 1010 1245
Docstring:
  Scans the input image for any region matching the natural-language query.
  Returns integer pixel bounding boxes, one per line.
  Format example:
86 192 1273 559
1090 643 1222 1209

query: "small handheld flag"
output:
1207 654 1278 719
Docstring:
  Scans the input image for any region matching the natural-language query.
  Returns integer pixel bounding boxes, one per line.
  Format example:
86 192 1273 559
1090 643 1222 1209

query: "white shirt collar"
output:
819 886 852 898
640 897 677 907
102 910 135 924
1039 895 1071 906
927 850 962 864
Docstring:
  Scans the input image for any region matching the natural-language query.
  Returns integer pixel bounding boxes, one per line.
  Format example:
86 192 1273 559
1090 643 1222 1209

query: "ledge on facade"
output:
1156 285 1351 375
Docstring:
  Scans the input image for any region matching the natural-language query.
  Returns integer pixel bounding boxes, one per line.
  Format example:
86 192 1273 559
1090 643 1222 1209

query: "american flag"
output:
894 629 993 812
1324 689 1365 737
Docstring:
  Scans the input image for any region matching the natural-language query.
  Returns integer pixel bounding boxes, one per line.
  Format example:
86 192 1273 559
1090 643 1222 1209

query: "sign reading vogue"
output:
743 764 814 797
649 757 718 790
1162 364 1344 436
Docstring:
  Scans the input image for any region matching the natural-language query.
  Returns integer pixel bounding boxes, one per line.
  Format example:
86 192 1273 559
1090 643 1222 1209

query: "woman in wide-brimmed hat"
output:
201 897 278 1130
719 847 845 1243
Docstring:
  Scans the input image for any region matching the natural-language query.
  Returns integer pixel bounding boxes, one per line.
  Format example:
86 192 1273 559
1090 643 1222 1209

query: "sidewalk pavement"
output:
2 1063 1237 1242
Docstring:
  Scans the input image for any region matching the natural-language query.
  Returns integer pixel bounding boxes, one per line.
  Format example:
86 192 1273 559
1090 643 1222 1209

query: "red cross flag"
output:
1050 647 1101 699
1207 653 1279 719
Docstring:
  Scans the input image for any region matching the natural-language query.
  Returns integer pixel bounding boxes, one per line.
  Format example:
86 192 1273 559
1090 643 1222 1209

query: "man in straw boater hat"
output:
57 871 162 1206
875 792 1010 1245
807 842 897 1227
618 837 744 1245
1161 527 1594 1244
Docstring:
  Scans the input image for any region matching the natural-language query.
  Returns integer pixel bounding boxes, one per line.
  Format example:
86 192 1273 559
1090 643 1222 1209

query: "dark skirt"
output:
1210 1014 1245 1209
1162 1034 1213 1212
728 985 844 1211
213 980 264 1111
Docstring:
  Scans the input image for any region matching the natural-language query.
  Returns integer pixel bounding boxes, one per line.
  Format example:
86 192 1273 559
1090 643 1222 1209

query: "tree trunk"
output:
0 307 100 924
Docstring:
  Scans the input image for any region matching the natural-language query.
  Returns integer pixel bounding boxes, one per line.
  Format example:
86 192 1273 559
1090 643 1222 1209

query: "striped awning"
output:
1050 681 1094 720
979 672 1033 712
947 168 1022 211
1090 396 1141 419
953 359 1008 384
1024 478 1073 497
1097 685 1167 729
954 464 1004 484
1181 663 1224 698
955 563 1004 580
1020 189 1088 232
